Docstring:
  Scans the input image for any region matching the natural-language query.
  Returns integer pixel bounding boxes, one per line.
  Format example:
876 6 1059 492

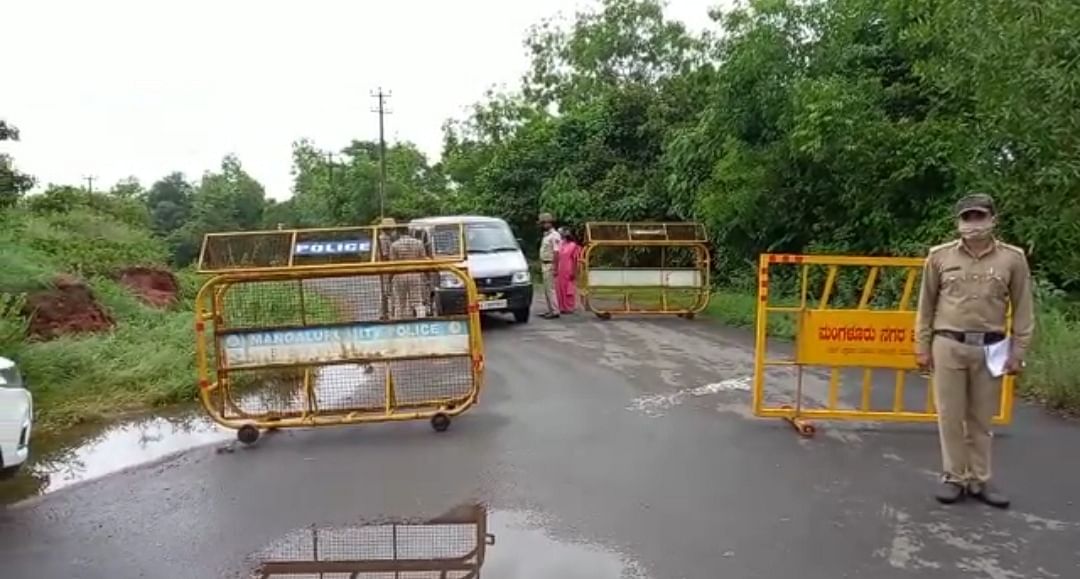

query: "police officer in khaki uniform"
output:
389 227 431 318
915 193 1035 508
537 213 562 319
376 217 398 320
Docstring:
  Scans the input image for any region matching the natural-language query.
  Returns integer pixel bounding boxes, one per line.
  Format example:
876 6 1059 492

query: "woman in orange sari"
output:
555 228 582 314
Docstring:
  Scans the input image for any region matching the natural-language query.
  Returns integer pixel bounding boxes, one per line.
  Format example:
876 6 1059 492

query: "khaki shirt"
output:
915 239 1035 359
539 229 561 263
389 236 428 261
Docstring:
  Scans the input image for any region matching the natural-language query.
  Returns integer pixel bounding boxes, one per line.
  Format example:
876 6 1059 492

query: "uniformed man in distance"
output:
376 217 398 320
537 212 562 319
389 226 431 318
915 193 1035 508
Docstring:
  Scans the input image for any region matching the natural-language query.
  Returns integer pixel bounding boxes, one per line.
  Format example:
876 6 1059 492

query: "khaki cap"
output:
537 212 555 224
379 217 397 226
954 193 995 216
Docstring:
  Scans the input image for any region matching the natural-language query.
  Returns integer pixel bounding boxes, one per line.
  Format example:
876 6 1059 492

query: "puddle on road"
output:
250 503 646 578
0 410 230 505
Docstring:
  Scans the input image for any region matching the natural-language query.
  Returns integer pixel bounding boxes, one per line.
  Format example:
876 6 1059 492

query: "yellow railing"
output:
193 222 484 443
752 253 1015 437
580 222 711 319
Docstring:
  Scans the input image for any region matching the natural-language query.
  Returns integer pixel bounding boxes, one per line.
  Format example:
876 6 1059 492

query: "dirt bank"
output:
117 267 179 308
24 275 114 340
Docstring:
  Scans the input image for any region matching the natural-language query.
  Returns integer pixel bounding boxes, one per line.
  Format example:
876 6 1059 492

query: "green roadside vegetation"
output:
0 207 201 431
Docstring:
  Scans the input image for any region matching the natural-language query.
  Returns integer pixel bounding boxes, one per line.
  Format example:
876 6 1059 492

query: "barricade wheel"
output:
679 312 696 320
431 413 451 432
596 312 612 321
787 418 815 438
238 424 260 445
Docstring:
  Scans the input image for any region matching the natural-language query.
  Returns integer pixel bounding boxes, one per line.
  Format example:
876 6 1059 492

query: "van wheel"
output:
512 308 530 324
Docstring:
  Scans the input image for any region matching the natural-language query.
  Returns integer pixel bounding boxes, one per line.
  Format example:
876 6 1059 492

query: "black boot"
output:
969 482 1010 509
935 481 966 504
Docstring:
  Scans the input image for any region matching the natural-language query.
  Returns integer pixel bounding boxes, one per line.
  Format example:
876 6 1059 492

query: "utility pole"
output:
325 152 336 189
370 87 391 218
83 175 96 194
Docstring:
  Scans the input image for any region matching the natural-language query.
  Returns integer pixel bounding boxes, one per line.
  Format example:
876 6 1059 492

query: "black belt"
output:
541 260 553 264
934 330 1006 346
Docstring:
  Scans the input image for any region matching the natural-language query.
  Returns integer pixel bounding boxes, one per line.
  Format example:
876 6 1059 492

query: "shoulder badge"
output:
928 240 959 256
997 241 1027 257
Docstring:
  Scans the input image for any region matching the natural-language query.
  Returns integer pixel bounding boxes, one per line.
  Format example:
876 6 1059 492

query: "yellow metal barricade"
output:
752 253 1015 437
193 223 484 444
254 503 494 578
581 222 711 319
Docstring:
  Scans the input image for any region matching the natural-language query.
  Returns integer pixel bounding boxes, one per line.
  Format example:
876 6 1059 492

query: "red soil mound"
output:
117 267 179 308
24 275 114 340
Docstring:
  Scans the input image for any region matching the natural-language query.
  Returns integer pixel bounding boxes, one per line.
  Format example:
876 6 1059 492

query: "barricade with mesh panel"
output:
193 223 484 443
752 253 1016 437
253 504 494 578
581 222 711 319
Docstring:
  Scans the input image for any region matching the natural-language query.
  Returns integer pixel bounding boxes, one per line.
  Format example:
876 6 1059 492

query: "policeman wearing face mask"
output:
915 193 1035 508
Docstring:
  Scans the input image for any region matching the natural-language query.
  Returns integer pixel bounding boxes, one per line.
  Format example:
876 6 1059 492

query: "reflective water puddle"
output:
0 410 230 504
249 503 646 578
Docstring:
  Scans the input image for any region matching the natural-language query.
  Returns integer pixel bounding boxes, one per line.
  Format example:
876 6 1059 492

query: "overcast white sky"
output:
2 0 721 199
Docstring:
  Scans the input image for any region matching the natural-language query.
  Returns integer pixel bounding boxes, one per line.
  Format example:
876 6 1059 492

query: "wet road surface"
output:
2 309 1080 578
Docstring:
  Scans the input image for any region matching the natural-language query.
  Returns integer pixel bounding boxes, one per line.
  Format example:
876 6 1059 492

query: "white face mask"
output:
957 214 995 241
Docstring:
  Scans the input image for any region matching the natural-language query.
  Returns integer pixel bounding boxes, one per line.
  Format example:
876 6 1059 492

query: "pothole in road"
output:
0 410 230 505
249 504 647 578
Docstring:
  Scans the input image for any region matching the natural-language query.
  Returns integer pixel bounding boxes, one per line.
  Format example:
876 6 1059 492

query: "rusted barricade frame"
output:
581 221 711 319
193 224 484 440
752 253 1015 437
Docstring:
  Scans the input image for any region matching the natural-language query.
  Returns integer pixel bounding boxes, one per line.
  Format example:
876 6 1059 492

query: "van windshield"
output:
465 223 518 254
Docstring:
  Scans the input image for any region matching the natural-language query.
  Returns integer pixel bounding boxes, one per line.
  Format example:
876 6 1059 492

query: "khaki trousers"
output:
391 274 427 319
932 336 1000 485
541 263 558 315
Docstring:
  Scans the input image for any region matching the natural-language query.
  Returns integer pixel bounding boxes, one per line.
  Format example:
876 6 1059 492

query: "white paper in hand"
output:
985 337 1011 378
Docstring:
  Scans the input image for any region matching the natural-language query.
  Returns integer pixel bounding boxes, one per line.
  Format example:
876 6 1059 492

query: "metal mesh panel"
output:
585 222 708 243
586 288 707 314
586 245 701 270
198 224 465 274
255 509 484 579
207 268 476 422
201 231 293 272
217 271 447 332
221 359 474 420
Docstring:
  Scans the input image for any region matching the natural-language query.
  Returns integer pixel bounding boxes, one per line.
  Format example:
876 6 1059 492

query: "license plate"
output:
479 299 508 310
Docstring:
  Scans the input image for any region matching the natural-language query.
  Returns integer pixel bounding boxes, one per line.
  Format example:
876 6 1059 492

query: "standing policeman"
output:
915 193 1035 508
538 213 562 319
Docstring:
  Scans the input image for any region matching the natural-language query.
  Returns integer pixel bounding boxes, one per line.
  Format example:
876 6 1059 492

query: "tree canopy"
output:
3 0 1078 289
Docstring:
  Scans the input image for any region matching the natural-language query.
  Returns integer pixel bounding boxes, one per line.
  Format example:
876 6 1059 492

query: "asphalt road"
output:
2 306 1079 578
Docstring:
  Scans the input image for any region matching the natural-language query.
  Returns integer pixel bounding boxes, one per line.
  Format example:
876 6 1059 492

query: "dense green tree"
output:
0 121 34 209
145 172 195 237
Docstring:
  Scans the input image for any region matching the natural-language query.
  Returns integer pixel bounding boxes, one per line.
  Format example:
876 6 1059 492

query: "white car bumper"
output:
0 388 32 471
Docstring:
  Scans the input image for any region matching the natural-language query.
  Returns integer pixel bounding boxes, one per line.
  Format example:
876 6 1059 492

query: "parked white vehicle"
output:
0 356 32 478
411 216 533 323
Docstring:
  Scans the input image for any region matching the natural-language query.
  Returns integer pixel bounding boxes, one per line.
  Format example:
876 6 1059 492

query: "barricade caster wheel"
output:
237 424 260 445
431 413 451 433
786 417 816 438
679 312 696 320
596 312 612 321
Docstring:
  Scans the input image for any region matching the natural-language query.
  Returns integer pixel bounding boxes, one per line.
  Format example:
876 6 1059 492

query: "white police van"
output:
0 356 32 478
411 216 533 323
